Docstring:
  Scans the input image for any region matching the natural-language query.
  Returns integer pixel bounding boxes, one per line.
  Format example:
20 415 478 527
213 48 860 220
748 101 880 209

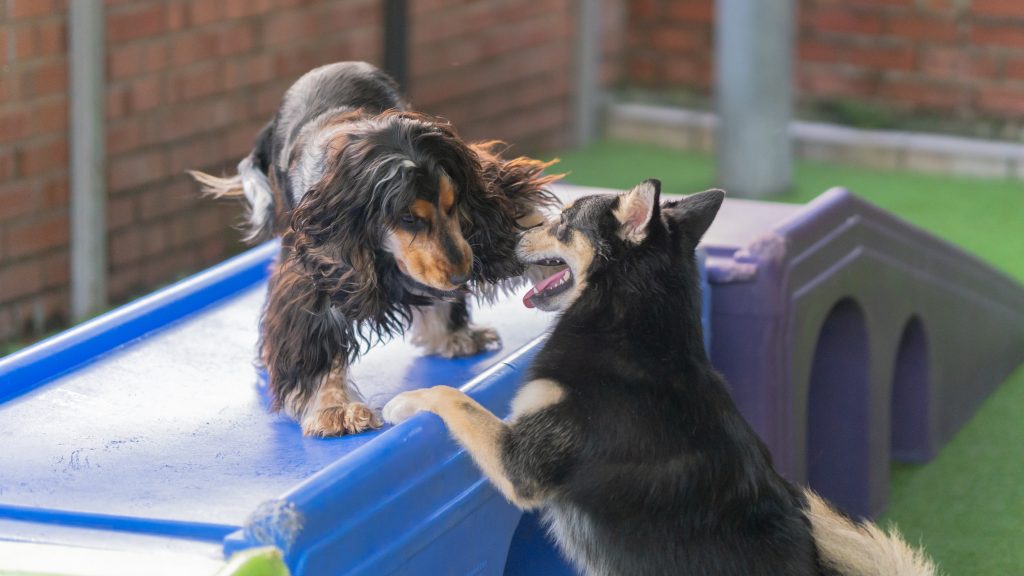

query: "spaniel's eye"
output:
401 214 417 225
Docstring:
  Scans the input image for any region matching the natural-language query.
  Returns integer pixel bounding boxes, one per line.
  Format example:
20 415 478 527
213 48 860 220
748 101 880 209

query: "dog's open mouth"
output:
523 257 572 309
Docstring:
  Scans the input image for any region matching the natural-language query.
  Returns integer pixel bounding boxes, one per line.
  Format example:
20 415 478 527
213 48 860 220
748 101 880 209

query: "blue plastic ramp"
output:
1 184 719 575
0 239 559 575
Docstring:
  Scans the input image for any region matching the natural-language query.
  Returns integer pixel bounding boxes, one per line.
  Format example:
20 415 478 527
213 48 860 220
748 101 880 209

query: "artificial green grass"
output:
885 366 1024 575
554 140 1024 575
554 140 1024 282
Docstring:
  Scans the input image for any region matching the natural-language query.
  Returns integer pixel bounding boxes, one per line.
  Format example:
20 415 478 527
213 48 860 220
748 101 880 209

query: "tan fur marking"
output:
388 229 455 289
299 363 381 437
569 231 595 293
510 378 565 421
439 174 456 214
521 227 593 277
516 223 596 310
323 128 347 156
805 490 936 576
387 184 471 289
523 227 592 284
385 386 541 509
516 207 547 230
411 199 435 223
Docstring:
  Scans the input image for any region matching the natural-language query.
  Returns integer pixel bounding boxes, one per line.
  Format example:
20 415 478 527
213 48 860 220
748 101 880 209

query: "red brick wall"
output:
798 0 1024 117
408 0 576 152
0 0 585 345
601 0 629 89
627 0 1024 119
626 0 714 92
0 0 71 341
102 0 381 311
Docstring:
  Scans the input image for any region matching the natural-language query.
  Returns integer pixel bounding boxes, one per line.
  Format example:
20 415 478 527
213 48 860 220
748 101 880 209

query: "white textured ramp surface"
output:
0 282 552 528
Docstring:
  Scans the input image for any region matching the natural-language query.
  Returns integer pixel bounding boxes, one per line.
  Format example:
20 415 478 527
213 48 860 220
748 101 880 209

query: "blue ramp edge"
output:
235 341 544 575
0 241 279 404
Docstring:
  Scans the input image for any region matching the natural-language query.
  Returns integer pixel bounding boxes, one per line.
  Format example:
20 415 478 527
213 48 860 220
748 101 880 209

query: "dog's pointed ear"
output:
615 179 661 244
665 188 725 243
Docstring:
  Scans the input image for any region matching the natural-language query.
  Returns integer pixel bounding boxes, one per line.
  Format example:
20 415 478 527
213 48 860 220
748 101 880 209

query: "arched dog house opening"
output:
891 316 930 462
806 298 871 518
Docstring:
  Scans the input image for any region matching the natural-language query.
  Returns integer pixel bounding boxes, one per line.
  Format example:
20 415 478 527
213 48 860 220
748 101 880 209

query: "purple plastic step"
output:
701 186 1024 518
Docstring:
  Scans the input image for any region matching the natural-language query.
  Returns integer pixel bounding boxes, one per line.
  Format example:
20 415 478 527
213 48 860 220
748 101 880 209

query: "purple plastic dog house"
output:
700 186 1024 519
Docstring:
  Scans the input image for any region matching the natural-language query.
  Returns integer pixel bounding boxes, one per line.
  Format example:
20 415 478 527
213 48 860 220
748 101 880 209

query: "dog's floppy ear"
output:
464 140 561 282
287 135 388 324
614 179 662 244
664 188 725 244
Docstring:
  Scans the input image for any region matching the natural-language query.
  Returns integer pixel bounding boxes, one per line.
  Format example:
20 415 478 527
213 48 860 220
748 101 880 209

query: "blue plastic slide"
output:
0 238 563 575
1 188 709 575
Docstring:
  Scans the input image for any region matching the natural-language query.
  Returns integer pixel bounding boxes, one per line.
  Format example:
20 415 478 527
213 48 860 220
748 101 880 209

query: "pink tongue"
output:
523 269 569 309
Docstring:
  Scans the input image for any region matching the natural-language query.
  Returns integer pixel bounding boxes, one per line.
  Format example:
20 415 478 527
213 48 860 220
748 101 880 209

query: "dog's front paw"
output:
469 325 502 353
303 402 382 437
383 392 429 425
434 326 502 358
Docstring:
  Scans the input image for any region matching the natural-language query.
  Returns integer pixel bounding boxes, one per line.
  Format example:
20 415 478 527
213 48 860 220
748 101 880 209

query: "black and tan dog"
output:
191 62 558 436
384 180 936 575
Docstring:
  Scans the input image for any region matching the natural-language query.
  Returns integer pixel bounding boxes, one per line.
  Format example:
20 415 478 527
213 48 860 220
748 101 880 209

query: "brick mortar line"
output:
0 245 69 271
103 123 262 163
103 3 376 49
0 90 68 108
104 24 381 88
411 38 570 81
1 53 68 70
457 94 572 133
418 69 572 116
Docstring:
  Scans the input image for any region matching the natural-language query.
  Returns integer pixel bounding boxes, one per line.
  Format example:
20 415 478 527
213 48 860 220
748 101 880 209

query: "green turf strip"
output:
553 140 1024 282
553 140 1024 575
885 366 1024 575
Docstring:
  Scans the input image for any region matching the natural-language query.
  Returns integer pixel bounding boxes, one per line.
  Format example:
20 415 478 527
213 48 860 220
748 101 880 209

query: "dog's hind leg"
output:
410 298 501 358
298 359 380 437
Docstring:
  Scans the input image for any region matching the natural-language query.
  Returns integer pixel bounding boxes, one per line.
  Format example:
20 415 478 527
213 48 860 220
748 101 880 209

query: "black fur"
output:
504 182 831 575
447 299 471 333
196 62 559 430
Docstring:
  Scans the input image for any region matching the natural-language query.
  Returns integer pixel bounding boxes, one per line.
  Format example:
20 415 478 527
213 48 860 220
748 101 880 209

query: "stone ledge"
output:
606 102 1024 180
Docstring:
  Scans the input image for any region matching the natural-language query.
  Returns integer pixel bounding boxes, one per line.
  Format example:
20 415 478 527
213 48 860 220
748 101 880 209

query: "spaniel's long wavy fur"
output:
191 62 559 435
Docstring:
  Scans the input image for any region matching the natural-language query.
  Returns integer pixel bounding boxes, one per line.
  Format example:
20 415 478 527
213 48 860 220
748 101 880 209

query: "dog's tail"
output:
805 490 937 576
188 123 276 243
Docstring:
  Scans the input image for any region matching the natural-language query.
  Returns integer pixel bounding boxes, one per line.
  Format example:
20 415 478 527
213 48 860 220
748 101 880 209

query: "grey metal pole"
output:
383 0 408 91
574 0 601 147
69 0 108 320
715 0 794 198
